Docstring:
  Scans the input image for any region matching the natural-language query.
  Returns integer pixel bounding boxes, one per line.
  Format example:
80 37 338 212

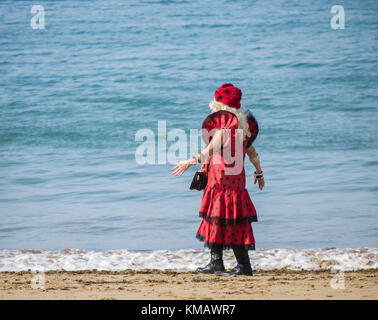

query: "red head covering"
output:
214 83 242 109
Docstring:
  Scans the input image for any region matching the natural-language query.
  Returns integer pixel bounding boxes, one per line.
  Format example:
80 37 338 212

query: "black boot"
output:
216 246 253 276
196 248 225 274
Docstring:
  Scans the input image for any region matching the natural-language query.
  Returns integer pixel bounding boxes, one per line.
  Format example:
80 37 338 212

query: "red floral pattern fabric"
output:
196 110 258 250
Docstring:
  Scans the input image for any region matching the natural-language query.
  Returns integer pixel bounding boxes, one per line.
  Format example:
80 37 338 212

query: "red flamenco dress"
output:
196 109 259 250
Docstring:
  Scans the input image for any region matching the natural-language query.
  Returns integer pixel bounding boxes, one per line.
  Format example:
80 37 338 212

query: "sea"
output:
0 0 377 271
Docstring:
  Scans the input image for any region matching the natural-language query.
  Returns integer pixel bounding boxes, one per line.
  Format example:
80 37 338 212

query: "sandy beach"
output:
0 269 377 300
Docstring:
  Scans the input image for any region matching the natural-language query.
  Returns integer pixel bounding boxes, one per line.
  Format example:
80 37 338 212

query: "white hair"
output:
209 99 251 140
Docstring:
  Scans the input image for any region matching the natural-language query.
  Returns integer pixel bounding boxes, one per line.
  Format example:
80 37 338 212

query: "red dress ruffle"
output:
196 110 258 250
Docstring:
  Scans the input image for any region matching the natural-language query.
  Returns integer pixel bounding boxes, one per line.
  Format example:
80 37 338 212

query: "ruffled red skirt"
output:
196 163 257 250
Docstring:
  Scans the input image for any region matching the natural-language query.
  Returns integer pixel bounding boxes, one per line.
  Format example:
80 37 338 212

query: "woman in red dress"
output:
172 83 264 276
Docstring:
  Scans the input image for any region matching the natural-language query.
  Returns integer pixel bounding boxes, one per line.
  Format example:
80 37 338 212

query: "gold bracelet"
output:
254 171 264 180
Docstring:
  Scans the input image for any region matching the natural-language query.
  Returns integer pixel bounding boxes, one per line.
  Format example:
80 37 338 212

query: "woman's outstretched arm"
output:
171 129 224 176
246 145 265 190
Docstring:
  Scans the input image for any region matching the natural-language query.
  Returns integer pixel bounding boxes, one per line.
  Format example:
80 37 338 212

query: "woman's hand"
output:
171 158 196 176
254 174 265 190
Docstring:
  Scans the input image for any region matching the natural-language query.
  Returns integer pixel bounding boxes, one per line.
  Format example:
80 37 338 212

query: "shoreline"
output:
1 247 376 272
1 269 377 300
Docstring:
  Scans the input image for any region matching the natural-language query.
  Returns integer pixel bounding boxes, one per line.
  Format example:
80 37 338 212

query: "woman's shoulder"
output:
202 110 238 131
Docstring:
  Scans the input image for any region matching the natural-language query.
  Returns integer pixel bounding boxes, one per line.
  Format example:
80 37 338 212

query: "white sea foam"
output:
0 248 376 272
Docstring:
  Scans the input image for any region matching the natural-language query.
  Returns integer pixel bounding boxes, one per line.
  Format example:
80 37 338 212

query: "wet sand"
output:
0 269 377 300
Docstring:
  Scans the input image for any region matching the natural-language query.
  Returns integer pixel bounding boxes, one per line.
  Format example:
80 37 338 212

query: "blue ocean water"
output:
0 0 377 252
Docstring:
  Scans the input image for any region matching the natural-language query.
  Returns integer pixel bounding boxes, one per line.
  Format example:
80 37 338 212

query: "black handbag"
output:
190 170 207 191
